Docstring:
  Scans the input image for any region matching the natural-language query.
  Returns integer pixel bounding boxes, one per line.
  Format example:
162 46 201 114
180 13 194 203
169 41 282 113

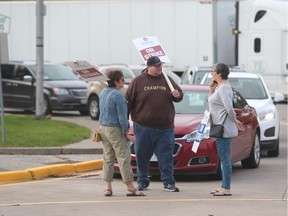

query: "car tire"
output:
267 138 279 157
241 131 261 169
88 95 100 120
43 95 52 115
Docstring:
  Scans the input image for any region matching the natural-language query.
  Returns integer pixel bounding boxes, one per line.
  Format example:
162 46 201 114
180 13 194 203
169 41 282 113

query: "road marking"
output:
0 198 287 207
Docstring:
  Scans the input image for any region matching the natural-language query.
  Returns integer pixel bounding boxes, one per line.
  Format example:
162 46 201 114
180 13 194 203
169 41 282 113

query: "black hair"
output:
213 63 230 80
106 70 124 87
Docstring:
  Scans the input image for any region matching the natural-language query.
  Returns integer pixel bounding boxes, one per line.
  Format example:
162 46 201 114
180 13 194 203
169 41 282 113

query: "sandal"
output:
104 189 113 197
213 191 232 196
210 188 223 194
210 189 220 194
126 188 146 197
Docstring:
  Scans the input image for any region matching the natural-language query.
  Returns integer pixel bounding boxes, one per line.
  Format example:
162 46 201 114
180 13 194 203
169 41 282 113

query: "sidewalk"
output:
0 139 104 184
0 114 104 184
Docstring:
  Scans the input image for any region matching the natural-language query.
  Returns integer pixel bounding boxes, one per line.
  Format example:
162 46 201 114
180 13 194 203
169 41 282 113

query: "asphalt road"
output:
0 104 287 216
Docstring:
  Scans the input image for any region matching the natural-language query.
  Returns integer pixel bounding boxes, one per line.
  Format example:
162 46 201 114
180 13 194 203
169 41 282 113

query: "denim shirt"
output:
99 87 129 134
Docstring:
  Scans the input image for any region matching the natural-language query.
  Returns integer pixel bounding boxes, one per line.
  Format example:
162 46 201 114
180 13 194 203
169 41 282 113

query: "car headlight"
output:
258 109 275 121
186 127 211 142
52 88 69 95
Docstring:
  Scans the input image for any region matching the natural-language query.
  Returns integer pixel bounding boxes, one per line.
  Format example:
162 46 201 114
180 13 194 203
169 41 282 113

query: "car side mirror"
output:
273 92 284 104
23 75 34 84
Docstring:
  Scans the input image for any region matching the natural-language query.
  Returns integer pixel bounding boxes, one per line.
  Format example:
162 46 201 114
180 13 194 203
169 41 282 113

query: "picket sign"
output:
133 36 174 92
65 60 108 82
192 110 210 153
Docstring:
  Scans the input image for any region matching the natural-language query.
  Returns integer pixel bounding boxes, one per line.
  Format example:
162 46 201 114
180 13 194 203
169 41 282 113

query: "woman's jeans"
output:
216 137 232 189
133 122 175 186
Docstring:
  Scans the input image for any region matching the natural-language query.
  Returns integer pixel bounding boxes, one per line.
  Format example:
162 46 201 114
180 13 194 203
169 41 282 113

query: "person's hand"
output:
237 120 245 132
125 132 136 143
171 89 181 98
209 80 218 93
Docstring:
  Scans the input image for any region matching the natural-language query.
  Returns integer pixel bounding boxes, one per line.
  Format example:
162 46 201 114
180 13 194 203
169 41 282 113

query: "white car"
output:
129 64 182 84
201 72 284 157
87 64 133 120
98 64 136 84
181 66 212 84
181 66 247 85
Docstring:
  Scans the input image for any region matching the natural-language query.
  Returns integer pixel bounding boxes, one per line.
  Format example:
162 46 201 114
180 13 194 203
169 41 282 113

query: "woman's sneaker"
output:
163 184 180 192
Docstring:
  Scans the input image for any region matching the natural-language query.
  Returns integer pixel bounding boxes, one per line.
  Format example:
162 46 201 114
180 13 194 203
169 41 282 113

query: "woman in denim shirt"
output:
99 70 145 197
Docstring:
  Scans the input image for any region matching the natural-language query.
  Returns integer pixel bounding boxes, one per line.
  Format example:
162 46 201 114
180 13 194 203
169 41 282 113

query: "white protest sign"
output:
133 36 174 91
133 36 170 63
192 110 210 153
65 60 108 82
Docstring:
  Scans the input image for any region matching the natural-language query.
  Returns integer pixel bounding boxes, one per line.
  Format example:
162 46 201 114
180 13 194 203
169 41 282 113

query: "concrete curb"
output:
0 159 103 185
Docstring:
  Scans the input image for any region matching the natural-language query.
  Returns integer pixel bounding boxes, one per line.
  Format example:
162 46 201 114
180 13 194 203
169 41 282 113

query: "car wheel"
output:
88 95 100 120
241 131 261 169
267 138 279 157
207 161 222 180
43 95 52 115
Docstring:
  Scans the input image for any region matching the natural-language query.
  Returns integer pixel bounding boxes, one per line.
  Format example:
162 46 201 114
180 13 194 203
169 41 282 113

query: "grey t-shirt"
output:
208 83 238 138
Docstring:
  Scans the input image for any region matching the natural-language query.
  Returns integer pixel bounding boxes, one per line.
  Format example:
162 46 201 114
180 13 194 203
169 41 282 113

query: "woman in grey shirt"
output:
208 63 244 196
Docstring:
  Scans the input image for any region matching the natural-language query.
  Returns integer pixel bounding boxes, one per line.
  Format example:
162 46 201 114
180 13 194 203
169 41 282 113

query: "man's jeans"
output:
216 137 232 189
133 122 176 186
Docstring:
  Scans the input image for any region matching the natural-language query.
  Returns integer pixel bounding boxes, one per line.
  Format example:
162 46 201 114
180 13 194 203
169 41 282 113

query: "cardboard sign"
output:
133 36 174 91
133 36 170 64
65 60 108 82
192 110 210 153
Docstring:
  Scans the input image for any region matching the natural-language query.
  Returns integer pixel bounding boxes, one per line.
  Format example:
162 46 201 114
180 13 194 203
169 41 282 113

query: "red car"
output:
114 85 260 180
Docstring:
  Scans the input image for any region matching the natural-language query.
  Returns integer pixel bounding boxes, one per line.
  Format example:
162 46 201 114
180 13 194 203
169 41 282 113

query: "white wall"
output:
0 0 213 67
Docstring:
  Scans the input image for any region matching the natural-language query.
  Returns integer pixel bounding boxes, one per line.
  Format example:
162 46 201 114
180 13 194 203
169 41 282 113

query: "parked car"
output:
114 85 260 179
87 64 133 120
181 66 246 85
1 61 88 115
129 64 182 84
181 66 212 84
98 64 136 84
201 72 284 157
87 64 181 120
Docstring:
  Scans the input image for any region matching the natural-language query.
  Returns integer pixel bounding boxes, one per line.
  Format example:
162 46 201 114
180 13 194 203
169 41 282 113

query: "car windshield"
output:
174 90 208 114
204 77 268 99
164 69 182 84
100 67 135 84
132 66 181 84
193 71 209 84
30 64 79 81
132 68 144 76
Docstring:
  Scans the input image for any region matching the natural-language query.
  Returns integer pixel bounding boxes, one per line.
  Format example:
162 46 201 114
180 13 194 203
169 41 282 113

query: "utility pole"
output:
35 0 46 119
0 32 10 144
